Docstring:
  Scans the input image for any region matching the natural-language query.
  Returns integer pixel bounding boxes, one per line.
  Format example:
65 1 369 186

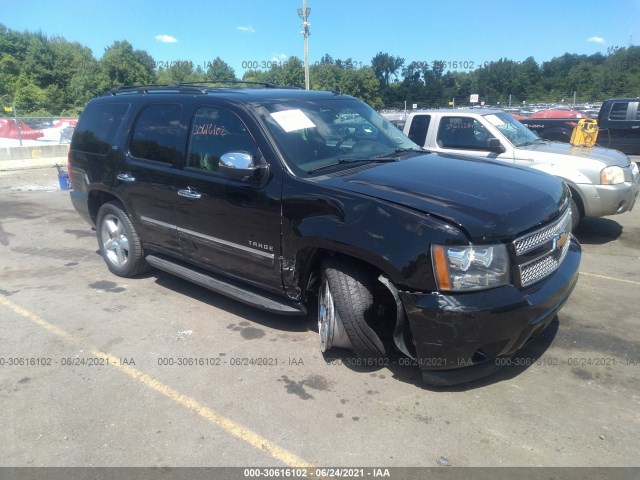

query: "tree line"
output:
1 23 639 116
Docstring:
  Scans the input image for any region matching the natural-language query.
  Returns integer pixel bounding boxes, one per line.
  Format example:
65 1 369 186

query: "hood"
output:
316 153 568 241
518 141 630 167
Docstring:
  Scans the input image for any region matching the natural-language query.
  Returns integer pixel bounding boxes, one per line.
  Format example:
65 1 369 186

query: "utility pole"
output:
297 1 311 90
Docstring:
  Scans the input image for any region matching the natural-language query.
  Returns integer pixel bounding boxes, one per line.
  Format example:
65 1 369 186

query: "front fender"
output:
281 189 466 296
527 162 592 186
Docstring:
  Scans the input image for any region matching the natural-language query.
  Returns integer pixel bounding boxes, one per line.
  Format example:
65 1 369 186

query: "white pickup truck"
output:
397 109 639 229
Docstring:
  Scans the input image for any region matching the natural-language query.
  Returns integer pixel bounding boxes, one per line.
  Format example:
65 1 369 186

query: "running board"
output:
146 254 307 316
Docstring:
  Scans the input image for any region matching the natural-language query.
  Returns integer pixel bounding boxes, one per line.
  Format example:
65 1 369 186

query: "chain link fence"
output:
0 116 78 147
382 88 639 114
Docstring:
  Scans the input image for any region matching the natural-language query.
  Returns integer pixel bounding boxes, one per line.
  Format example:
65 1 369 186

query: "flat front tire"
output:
96 201 148 277
319 257 387 358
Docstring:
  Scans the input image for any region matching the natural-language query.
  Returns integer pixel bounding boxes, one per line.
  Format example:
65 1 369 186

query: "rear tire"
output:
96 201 148 277
319 257 387 358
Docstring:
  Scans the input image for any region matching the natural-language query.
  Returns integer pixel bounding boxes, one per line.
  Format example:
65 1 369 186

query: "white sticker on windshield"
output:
270 109 316 132
485 114 505 126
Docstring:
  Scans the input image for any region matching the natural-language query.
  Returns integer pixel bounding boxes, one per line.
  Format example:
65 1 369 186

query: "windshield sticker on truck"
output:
444 121 473 130
485 114 505 127
270 109 316 132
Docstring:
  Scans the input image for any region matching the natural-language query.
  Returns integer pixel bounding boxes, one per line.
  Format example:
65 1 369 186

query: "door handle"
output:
116 173 136 182
177 188 202 200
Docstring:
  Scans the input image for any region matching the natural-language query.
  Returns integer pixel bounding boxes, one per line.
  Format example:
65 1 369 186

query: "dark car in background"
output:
597 98 640 161
517 99 640 167
60 125 75 144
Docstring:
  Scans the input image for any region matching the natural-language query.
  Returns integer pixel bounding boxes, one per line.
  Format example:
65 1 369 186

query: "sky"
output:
3 0 640 77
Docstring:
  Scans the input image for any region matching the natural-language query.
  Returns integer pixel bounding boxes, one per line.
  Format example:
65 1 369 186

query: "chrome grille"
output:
513 207 572 255
519 237 571 287
514 208 572 288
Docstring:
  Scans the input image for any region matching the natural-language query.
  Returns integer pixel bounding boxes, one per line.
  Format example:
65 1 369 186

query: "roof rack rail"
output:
106 84 208 96
104 80 301 96
176 80 283 89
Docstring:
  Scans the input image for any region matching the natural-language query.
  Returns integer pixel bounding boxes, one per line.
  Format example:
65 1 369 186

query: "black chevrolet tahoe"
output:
68 84 581 385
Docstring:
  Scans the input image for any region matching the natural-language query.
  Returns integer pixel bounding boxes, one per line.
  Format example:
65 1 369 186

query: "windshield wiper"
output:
376 147 426 158
518 139 543 147
307 157 398 174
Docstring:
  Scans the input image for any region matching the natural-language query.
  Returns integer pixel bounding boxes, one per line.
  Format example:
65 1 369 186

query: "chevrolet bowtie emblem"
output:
557 232 569 249
552 232 569 252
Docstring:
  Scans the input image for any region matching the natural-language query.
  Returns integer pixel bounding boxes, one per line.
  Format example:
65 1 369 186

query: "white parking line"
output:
580 272 640 286
0 295 314 468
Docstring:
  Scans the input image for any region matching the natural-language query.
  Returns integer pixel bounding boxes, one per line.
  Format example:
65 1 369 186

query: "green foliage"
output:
157 62 206 84
340 67 384 109
99 40 157 90
241 56 305 88
371 52 405 87
2 22 640 115
14 82 48 114
204 57 236 83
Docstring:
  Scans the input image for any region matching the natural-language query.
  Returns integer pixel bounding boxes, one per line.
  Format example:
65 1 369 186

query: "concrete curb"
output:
0 156 68 172
0 144 70 161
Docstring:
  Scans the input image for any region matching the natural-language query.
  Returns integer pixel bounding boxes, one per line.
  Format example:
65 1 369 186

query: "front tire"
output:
569 197 581 231
96 201 148 277
318 257 387 358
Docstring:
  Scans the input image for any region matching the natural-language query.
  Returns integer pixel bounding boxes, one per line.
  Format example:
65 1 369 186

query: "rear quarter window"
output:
608 102 629 121
129 104 185 165
72 103 130 154
407 115 430 146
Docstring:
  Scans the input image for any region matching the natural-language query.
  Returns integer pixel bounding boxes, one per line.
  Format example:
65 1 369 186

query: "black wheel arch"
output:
294 247 402 301
566 185 585 219
88 188 126 225
297 248 409 345
95 200 149 277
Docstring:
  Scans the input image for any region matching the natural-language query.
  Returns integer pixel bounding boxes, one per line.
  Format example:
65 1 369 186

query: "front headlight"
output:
431 243 510 292
601 166 625 185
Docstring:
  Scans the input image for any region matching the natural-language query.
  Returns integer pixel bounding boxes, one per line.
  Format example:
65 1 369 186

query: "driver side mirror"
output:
487 138 506 154
219 152 269 185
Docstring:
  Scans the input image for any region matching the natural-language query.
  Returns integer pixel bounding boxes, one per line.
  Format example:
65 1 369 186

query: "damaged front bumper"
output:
397 240 581 386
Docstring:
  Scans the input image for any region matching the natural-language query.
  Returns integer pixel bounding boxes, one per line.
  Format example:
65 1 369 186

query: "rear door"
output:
120 99 192 257
173 101 284 294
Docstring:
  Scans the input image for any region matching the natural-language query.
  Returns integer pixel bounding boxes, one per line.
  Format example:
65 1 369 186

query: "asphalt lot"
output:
0 165 639 468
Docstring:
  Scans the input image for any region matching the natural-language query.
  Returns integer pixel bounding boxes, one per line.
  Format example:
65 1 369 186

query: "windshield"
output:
254 98 421 174
483 111 541 147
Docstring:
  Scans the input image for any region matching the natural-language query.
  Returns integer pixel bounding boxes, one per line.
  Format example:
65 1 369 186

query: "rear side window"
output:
73 103 130 154
130 104 185 165
407 115 430 146
608 102 629 121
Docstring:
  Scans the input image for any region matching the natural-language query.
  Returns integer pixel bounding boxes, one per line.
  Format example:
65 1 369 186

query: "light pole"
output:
297 1 311 90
